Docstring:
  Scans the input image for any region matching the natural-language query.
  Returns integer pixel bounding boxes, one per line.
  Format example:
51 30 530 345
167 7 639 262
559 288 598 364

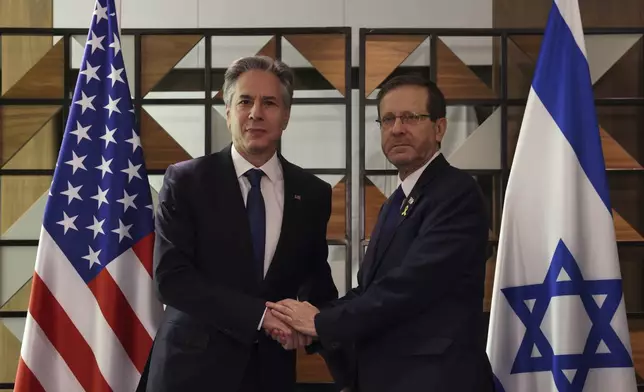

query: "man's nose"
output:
249 101 264 119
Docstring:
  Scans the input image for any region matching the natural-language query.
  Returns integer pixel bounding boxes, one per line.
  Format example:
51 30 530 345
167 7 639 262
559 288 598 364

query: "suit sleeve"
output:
315 181 488 348
153 164 266 346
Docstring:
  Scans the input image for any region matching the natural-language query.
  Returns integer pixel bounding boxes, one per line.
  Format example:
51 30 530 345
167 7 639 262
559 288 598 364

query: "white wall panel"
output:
120 0 198 28
197 0 345 28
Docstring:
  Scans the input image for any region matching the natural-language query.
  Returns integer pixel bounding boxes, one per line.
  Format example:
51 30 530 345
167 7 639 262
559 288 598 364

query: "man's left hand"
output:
266 299 320 337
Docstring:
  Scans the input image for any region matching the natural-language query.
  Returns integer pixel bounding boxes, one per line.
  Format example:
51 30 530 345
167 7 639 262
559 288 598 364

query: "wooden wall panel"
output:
0 0 53 95
1 281 32 312
141 35 202 96
437 39 495 99
0 324 21 384
2 39 64 99
285 34 346 95
327 178 346 240
364 178 387 239
139 108 192 170
0 106 60 166
494 0 644 28
296 349 333 383
365 35 426 97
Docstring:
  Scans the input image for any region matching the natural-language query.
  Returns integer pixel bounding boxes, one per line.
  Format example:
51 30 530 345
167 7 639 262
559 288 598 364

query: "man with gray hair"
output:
145 55 343 392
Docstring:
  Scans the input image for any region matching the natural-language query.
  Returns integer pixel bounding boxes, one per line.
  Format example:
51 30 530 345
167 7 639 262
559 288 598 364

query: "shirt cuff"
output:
257 307 267 330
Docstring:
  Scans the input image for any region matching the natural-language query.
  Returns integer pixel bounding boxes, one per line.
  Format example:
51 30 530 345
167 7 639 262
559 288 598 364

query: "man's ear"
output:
281 109 291 131
435 117 447 143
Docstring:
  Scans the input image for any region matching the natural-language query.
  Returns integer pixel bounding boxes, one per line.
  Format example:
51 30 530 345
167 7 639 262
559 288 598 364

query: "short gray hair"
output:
222 56 295 109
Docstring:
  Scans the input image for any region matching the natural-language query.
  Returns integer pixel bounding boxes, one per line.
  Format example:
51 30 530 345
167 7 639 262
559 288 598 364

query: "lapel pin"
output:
294 194 301 200
401 204 409 216
408 196 415 205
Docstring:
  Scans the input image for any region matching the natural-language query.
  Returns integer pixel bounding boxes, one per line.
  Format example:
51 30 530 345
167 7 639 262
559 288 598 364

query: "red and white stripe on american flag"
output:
15 229 163 392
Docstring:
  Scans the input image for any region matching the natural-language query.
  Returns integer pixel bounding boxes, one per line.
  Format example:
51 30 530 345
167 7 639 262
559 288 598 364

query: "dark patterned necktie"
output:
244 168 265 281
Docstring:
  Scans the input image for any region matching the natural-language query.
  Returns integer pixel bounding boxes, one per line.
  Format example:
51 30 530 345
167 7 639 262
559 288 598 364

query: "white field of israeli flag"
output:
486 1 637 391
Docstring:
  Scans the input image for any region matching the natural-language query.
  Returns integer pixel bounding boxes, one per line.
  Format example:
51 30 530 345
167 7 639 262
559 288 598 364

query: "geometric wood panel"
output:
141 35 203 96
506 37 538 99
0 280 32 312
0 0 53 99
327 177 346 240
2 38 64 99
0 176 51 234
0 323 21 384
296 349 333 383
284 34 346 95
2 117 58 170
364 177 388 239
365 35 427 97
593 37 643 99
601 128 642 170
629 319 644 378
0 105 60 166
494 0 644 28
140 108 192 170
614 209 644 242
437 38 495 99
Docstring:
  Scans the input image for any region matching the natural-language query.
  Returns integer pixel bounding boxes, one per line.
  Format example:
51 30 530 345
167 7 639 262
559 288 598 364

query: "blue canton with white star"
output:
43 0 154 284
501 239 632 392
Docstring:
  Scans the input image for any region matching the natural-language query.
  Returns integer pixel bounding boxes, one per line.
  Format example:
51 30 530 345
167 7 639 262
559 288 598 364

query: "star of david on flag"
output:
14 1 164 391
485 0 637 391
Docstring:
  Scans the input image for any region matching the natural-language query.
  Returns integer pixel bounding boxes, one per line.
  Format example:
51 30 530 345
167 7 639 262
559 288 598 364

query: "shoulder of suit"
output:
283 160 331 191
166 153 218 180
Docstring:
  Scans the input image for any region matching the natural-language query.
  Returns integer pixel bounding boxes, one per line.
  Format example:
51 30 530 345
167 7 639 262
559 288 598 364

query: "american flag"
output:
14 0 164 390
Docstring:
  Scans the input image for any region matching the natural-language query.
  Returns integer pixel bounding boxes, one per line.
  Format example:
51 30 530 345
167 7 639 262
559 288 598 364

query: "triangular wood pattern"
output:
327 177 346 240
600 127 642 169
365 35 427 97
0 323 21 383
2 39 64 98
3 117 58 170
284 34 346 96
437 38 495 99
613 208 644 242
364 177 388 239
0 105 60 166
141 35 203 96
1 279 32 311
140 108 192 170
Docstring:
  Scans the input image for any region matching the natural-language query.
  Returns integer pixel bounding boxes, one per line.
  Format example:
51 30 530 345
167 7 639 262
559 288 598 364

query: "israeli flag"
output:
486 1 637 391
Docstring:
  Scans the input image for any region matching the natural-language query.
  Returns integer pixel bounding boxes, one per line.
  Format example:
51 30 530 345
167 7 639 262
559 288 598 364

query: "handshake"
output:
261 299 320 350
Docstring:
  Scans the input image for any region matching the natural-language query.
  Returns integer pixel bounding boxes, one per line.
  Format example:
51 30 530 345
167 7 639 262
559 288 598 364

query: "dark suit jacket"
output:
315 154 495 392
145 145 339 392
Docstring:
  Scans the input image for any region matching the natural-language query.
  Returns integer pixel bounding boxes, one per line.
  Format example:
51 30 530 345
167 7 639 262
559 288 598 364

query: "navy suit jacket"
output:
145 145 340 392
315 154 495 392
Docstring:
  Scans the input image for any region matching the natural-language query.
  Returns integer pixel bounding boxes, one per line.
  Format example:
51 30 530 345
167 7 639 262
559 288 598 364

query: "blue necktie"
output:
378 185 406 245
245 169 265 282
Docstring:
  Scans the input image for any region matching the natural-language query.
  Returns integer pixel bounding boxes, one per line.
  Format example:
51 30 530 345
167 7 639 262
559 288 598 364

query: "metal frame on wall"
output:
357 27 644 309
0 27 352 389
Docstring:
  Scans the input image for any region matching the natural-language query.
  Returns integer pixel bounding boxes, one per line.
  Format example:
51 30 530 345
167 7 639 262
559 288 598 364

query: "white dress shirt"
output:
399 150 442 197
231 144 284 329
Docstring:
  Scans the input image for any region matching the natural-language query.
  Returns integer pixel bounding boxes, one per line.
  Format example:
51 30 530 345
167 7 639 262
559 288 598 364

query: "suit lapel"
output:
364 192 419 285
363 154 450 286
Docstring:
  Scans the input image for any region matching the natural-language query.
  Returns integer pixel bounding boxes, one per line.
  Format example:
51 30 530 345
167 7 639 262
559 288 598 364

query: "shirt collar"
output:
399 150 441 197
231 143 283 183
